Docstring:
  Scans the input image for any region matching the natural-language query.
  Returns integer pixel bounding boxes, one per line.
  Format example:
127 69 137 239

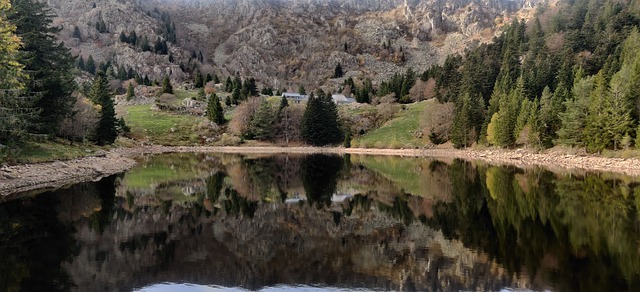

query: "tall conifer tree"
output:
161 75 173 94
9 0 76 135
207 93 225 125
92 71 117 145
0 0 35 145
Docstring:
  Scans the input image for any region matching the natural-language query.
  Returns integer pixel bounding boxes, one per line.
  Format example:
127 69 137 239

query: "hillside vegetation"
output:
418 0 640 153
4 0 640 164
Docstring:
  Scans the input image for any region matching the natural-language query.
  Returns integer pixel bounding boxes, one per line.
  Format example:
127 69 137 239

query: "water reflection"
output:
1 153 640 291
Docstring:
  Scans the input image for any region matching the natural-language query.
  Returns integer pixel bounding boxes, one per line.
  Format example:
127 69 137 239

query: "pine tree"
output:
515 98 533 137
248 98 274 140
618 28 640 119
116 64 125 80
213 74 220 84
592 67 633 151
232 74 240 87
197 87 205 100
225 76 233 92
301 91 342 146
489 76 524 147
194 70 203 88
582 70 632 152
77 55 85 70
301 93 321 144
0 0 34 145
119 31 127 43
248 78 257 96
636 125 640 149
400 68 416 102
86 55 96 74
261 87 274 96
129 30 137 46
72 26 81 40
232 86 240 104
140 36 151 52
333 63 344 78
206 93 225 125
92 71 117 145
451 92 484 148
298 84 306 95
278 95 288 113
205 73 212 83
9 0 77 135
95 19 107 33
538 85 566 147
161 75 173 94
451 93 472 148
523 98 541 147
126 82 135 101
557 73 593 146
240 78 250 99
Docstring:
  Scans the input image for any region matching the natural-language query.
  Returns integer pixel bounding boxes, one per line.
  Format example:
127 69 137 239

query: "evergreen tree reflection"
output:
300 154 343 208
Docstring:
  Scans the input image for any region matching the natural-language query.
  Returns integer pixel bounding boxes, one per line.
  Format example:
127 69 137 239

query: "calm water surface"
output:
2 153 640 291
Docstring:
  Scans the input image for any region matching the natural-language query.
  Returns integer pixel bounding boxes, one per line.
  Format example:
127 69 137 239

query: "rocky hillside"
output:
46 0 540 88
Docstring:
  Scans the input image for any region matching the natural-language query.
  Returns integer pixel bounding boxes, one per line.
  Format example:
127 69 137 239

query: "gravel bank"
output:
0 152 137 199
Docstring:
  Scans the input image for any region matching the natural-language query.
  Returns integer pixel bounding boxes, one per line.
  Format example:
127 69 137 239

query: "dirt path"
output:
3 145 640 199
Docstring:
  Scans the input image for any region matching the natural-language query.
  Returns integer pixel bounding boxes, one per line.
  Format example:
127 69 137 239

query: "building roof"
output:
331 94 354 104
282 92 309 101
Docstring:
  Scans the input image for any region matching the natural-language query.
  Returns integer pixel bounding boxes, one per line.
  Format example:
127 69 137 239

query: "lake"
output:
1 153 640 291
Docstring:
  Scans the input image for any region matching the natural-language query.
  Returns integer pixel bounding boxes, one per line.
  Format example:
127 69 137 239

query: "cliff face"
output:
47 0 539 87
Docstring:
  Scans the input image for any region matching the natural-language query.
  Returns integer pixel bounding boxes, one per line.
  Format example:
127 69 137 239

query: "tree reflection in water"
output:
2 153 640 291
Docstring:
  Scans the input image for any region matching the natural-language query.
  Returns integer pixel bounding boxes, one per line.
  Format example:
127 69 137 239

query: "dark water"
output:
2 153 640 291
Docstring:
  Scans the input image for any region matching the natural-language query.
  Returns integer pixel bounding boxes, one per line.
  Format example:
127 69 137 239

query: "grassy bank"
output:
352 101 428 149
1 140 105 164
124 104 205 145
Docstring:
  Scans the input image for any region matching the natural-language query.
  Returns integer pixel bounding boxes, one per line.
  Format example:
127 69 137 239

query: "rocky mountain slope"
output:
46 0 540 89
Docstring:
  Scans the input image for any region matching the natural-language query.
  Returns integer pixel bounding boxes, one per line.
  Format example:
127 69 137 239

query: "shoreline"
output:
2 145 640 199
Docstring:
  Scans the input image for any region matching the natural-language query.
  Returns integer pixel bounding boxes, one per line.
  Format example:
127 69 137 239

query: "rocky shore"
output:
0 151 137 199
2 145 640 199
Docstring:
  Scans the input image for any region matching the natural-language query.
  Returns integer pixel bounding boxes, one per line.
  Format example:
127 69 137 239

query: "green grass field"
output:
353 101 428 148
3 140 104 164
173 89 198 99
124 104 204 145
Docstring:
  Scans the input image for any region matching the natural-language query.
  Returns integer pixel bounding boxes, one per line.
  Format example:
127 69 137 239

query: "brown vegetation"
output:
228 97 261 137
57 96 100 143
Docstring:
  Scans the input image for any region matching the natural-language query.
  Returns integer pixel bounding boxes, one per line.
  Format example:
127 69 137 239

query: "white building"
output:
281 92 309 103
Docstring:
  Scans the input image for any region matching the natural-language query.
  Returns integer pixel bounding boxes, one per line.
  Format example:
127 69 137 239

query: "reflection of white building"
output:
331 94 356 104
281 92 309 103
283 193 354 205
331 193 353 203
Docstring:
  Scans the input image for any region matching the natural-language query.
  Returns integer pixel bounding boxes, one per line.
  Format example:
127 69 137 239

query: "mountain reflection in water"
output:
1 153 640 291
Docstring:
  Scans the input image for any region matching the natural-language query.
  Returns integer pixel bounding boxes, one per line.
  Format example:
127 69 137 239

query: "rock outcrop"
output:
45 0 539 88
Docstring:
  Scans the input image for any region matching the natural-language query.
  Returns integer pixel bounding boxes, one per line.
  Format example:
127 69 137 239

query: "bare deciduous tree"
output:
409 78 436 102
58 95 99 144
228 97 261 137
422 101 454 144
274 105 305 144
